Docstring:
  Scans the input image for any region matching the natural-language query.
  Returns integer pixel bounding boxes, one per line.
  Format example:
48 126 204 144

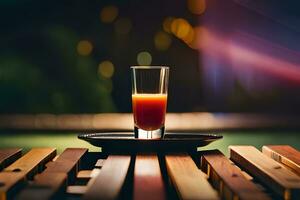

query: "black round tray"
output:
78 132 222 153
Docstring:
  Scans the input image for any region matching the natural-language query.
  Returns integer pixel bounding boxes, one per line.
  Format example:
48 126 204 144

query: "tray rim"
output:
78 132 223 142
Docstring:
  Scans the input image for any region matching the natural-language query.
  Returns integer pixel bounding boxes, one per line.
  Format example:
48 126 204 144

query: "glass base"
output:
134 126 165 139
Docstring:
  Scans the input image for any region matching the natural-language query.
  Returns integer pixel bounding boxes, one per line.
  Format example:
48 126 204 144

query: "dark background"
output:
0 0 300 114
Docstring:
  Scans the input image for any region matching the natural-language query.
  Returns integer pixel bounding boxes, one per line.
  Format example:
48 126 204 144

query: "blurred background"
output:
1 0 300 114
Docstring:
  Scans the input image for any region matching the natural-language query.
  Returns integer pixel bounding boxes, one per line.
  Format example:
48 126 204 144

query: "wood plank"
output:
14 148 86 200
15 187 54 200
0 149 22 171
201 150 271 200
95 159 105 168
165 154 219 200
77 169 101 179
52 148 88 163
77 170 93 179
263 145 300 175
76 169 101 186
133 155 166 200
43 148 88 183
4 148 56 179
16 172 67 200
0 172 25 200
0 148 56 200
14 148 87 200
34 173 67 191
83 155 131 200
67 185 88 195
230 146 300 200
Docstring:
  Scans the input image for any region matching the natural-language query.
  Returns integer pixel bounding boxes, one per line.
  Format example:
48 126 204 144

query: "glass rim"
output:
130 66 169 69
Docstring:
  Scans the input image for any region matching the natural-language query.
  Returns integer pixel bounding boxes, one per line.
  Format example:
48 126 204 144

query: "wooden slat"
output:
15 187 53 200
230 146 300 200
0 149 22 171
77 170 92 179
4 148 56 178
77 169 101 179
67 185 88 195
15 148 87 200
95 159 105 168
43 148 88 183
201 150 271 200
34 173 67 191
16 173 67 200
133 155 166 200
0 148 56 200
83 155 131 200
263 145 300 175
0 172 25 200
165 154 219 200
52 148 88 163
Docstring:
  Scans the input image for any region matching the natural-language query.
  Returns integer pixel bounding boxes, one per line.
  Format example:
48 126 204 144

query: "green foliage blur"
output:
0 26 116 113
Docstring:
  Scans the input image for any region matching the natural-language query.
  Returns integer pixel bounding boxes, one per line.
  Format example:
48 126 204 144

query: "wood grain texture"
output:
53 148 88 163
43 148 88 183
83 155 131 200
77 170 93 179
15 148 87 200
34 173 67 190
95 159 105 168
263 145 300 175
0 149 22 171
4 148 56 179
201 150 271 200
67 185 88 195
14 148 87 200
0 172 25 200
16 172 67 200
0 148 56 200
165 154 219 200
230 146 300 200
133 155 166 200
77 169 101 179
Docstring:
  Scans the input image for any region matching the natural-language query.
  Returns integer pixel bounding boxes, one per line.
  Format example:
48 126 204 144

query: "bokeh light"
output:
77 40 93 56
100 5 119 23
114 18 132 35
168 18 197 48
187 0 206 15
171 18 193 40
137 51 152 65
163 17 175 33
187 26 207 50
98 60 115 79
154 31 172 51
182 26 195 44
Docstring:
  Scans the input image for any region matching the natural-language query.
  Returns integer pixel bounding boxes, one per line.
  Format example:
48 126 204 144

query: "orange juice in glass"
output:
131 66 169 139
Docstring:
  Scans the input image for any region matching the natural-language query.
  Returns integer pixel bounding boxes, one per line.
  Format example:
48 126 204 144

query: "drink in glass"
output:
131 66 169 139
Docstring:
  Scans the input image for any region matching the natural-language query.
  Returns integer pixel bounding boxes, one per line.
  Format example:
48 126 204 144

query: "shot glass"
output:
131 66 169 139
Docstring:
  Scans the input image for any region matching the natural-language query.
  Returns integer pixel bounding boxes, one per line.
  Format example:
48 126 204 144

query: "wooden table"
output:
0 145 300 200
